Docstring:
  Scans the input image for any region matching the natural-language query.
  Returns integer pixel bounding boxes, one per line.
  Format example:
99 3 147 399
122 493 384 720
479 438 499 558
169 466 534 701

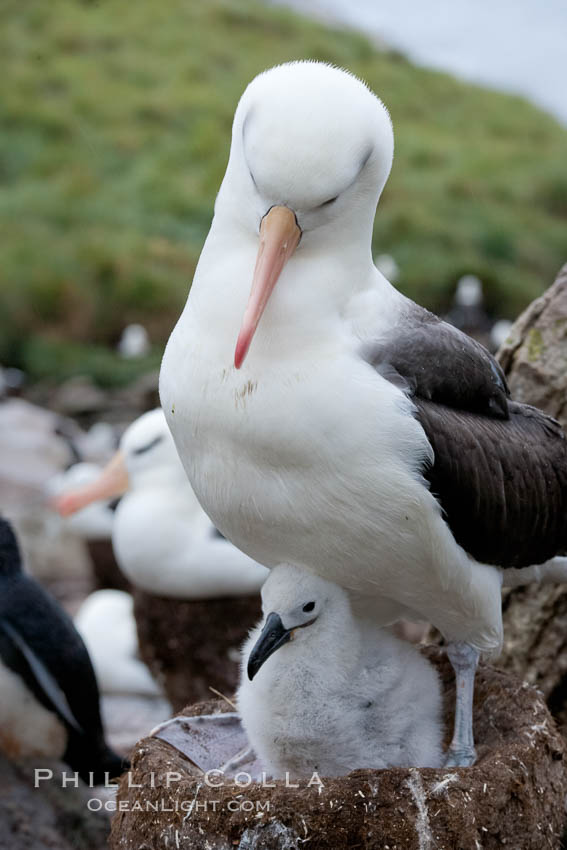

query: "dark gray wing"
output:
366 305 567 567
415 400 567 567
366 308 509 418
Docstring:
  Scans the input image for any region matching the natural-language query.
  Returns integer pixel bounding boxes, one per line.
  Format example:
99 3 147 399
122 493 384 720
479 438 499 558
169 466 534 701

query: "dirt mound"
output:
134 589 261 711
87 539 130 593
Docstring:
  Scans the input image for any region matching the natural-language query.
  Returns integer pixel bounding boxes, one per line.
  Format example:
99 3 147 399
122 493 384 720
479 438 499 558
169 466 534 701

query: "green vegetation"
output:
1 0 567 385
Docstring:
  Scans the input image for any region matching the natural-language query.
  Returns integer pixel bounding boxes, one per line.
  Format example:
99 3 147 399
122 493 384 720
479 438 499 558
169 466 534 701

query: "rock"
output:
0 399 72 506
9 510 93 614
0 398 128 605
498 585 567 731
29 371 159 430
133 589 261 711
0 753 110 850
0 398 93 607
100 694 171 755
498 262 567 427
496 263 567 734
50 377 109 420
109 649 567 850
108 371 160 422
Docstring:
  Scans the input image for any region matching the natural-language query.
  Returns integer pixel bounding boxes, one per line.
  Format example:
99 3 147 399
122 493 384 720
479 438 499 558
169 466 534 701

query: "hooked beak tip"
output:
246 612 291 681
234 339 247 370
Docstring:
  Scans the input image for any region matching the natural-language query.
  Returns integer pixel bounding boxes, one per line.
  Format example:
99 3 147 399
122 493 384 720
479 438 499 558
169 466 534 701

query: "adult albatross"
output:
160 61 567 766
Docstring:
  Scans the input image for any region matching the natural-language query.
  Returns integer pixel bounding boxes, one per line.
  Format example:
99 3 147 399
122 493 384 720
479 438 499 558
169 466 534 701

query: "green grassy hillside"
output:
2 0 567 384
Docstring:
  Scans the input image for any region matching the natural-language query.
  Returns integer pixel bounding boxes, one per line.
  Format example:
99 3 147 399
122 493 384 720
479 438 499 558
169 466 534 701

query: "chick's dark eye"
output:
303 601 315 613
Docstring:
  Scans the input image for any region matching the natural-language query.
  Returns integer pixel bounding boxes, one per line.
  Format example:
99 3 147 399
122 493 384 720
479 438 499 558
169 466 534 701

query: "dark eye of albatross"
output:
133 435 164 456
303 601 315 613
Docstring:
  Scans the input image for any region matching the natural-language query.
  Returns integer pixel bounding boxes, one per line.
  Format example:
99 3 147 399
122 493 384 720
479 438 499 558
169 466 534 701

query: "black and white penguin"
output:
0 517 127 783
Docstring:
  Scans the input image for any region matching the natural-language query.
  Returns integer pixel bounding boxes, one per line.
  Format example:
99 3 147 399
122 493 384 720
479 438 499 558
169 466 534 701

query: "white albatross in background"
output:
159 61 567 765
55 408 268 598
74 589 162 697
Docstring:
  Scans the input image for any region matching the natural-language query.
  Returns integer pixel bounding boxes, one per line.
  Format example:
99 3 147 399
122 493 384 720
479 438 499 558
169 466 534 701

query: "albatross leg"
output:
444 641 479 767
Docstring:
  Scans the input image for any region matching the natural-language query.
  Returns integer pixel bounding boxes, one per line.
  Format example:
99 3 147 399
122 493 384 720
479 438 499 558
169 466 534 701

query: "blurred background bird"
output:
0 517 128 783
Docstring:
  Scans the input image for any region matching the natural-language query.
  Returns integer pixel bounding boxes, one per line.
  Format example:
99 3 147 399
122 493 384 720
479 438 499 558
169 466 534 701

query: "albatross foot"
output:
443 746 477 768
148 712 253 773
220 746 256 773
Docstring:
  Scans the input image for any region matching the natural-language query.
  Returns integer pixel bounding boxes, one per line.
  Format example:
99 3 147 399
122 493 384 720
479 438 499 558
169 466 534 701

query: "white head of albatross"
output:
209 61 394 368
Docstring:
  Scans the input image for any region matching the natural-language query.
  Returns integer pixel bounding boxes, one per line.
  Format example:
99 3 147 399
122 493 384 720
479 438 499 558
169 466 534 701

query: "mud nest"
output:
133 589 261 711
110 648 567 850
86 539 131 593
